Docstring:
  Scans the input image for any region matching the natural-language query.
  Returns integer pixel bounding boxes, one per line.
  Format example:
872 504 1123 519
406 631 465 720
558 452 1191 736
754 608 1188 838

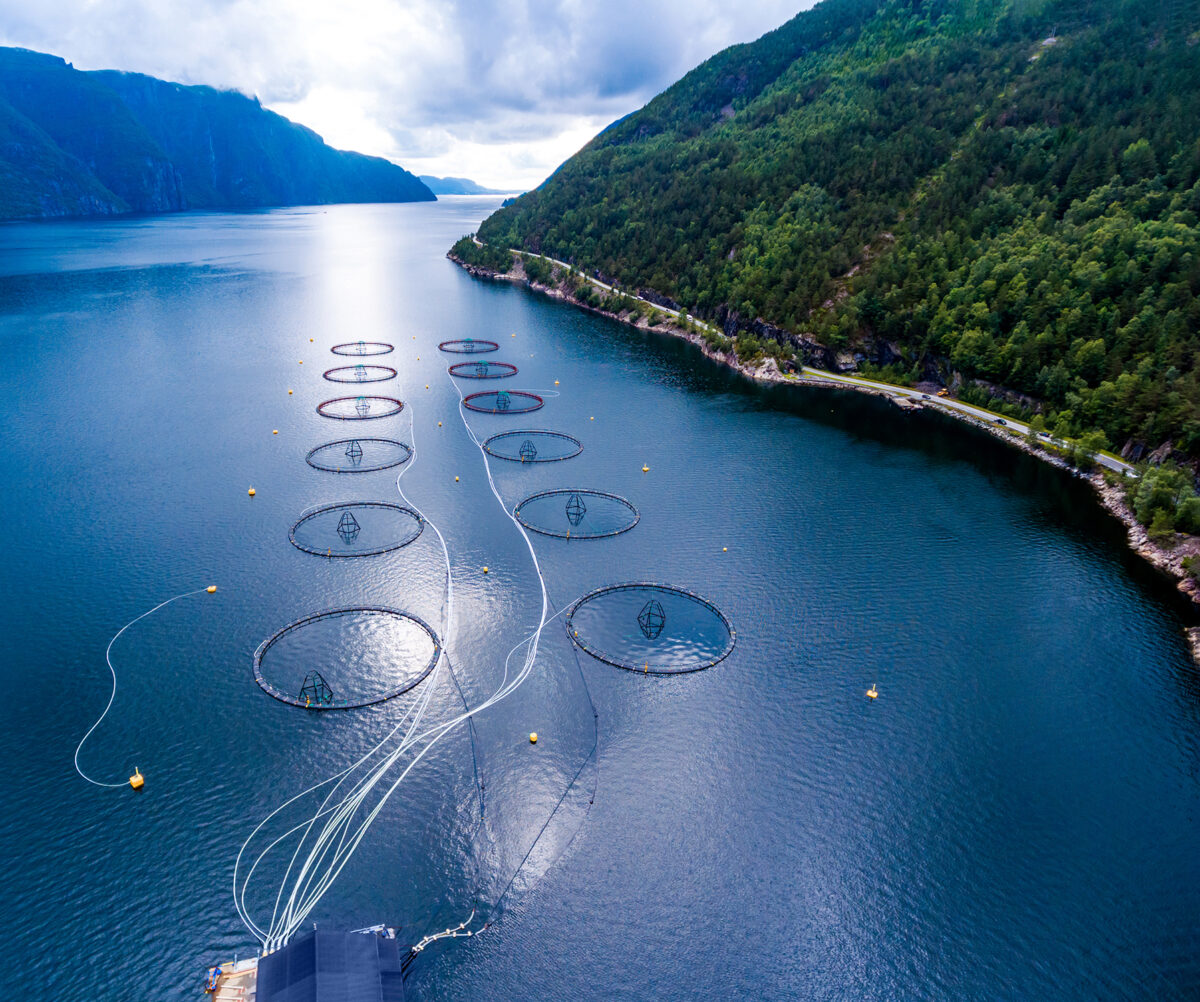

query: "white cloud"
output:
0 0 813 189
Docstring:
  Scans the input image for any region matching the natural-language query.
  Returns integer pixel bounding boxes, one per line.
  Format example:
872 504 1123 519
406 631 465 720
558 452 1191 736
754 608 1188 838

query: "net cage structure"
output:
438 338 499 354
565 582 736 674
448 361 518 380
331 341 395 356
482 429 583 463
463 390 544 415
513 488 640 539
253 606 442 710
317 396 405 420
323 364 398 383
305 438 413 474
289 501 424 557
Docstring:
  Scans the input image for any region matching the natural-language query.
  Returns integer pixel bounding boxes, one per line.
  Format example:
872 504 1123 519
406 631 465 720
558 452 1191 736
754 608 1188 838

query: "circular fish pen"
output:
254 607 442 709
438 338 499 354
463 390 543 415
514 489 639 539
565 583 735 674
289 501 424 557
483 429 583 463
323 364 398 383
305 438 412 473
331 341 395 356
317 396 404 420
448 361 518 379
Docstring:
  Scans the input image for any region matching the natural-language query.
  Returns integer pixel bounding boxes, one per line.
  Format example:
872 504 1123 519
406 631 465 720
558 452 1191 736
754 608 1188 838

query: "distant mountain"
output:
0 47 434 220
475 0 1200 458
419 175 512 195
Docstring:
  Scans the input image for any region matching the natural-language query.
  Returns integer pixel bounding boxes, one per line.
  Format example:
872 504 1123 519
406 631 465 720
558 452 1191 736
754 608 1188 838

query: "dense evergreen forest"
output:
475 0 1200 458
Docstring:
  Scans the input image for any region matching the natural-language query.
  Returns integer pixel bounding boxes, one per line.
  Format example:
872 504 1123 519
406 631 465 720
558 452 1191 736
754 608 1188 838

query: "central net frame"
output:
317 396 405 420
513 488 639 539
564 582 736 674
289 501 424 557
253 606 442 710
463 390 543 414
305 438 413 473
482 429 583 463
438 338 500 354
448 361 518 379
331 341 395 356
323 364 398 383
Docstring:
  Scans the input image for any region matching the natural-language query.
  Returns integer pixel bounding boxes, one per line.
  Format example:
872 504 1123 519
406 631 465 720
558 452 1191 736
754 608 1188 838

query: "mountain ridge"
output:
473 0 1200 461
0 46 434 220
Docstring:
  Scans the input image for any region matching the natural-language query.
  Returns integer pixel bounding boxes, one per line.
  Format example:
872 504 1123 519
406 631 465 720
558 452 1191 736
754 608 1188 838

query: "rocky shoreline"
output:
449 250 1200 660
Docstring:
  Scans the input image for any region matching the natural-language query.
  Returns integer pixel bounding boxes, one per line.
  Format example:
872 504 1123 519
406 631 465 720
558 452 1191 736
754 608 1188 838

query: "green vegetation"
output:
1130 462 1200 538
477 0 1200 455
451 236 512 273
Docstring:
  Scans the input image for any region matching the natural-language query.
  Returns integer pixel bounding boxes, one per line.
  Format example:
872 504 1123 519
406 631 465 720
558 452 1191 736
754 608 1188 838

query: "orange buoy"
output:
129 768 144 790
529 732 538 744
248 487 256 496
207 585 217 593
866 684 878 699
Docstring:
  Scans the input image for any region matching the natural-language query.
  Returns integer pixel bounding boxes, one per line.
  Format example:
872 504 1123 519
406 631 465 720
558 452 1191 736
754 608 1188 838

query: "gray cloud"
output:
0 0 811 187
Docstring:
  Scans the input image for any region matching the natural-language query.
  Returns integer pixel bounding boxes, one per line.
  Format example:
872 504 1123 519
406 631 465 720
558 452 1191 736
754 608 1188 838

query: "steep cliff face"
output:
0 47 433 220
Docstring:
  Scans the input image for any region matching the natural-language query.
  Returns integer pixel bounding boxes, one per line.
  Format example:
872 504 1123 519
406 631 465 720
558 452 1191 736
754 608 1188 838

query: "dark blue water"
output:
0 199 1197 1000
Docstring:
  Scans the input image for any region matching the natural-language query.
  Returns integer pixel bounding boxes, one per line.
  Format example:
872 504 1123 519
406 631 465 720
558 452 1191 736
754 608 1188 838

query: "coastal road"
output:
502 247 1138 478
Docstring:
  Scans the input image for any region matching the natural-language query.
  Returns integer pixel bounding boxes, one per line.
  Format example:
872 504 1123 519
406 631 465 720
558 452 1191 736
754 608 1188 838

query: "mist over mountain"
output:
0 46 433 220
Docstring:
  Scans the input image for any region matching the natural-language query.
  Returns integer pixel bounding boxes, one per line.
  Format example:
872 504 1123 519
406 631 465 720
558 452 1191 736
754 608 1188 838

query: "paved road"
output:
503 248 1138 478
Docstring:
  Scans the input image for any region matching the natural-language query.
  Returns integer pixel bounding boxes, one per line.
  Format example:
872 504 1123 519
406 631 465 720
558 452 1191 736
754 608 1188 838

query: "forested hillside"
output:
0 47 433 219
476 0 1200 457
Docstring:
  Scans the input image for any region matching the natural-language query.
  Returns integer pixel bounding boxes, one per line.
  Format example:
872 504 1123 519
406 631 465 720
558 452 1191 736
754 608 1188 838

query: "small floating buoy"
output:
309 338 314 342
129 768 144 790
642 464 650 473
288 389 293 395
866 684 878 699
482 566 489 574
722 547 728 552
455 476 459 482
207 585 217 593
438 421 442 427
554 380 559 385
590 416 594 421
511 333 516 338
426 385 430 389
248 487 256 496
529 732 538 744
298 360 303 364
272 429 278 435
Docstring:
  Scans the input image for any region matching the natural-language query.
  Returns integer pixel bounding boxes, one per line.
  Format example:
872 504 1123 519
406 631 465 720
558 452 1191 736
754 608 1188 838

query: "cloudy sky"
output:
0 0 813 189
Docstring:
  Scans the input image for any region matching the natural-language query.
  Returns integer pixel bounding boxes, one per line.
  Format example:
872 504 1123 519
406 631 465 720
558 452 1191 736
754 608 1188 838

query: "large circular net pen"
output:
306 438 412 473
448 360 518 379
317 396 404 420
290 501 424 557
565 583 736 674
463 390 543 415
323 364 398 383
483 430 583 463
514 489 639 539
254 607 442 709
331 341 395 356
438 338 499 354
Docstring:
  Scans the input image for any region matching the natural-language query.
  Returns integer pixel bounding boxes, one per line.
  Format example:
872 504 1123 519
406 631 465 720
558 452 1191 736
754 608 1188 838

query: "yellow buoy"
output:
309 338 314 342
207 585 217 593
482 566 489 574
272 429 278 435
426 385 430 389
723 547 728 552
529 732 538 744
590 416 594 421
129 768 144 790
511 333 516 338
438 421 442 427
248 487 256 496
455 476 459 482
554 380 559 385
288 389 293 395
298 360 303 364
866 684 878 699
642 465 650 473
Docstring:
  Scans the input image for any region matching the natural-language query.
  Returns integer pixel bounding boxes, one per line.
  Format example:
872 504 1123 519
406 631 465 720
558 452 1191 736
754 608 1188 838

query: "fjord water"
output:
0 199 1197 1001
